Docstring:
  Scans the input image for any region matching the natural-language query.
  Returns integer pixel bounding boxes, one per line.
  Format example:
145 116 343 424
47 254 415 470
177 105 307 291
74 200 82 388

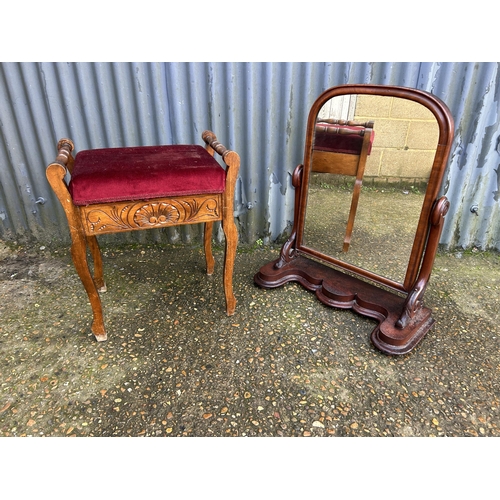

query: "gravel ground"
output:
1 239 499 494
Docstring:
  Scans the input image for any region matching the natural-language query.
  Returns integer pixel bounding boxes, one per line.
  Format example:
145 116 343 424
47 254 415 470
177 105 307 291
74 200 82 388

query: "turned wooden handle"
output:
55 138 75 167
316 119 374 128
315 121 374 137
202 130 230 157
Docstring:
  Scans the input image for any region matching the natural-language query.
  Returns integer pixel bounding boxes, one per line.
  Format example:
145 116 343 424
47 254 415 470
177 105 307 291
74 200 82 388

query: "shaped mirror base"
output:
254 255 435 355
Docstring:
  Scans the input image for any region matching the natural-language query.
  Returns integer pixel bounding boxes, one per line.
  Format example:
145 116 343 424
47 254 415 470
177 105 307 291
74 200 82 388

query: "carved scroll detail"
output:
396 285 424 329
275 164 303 269
81 195 221 234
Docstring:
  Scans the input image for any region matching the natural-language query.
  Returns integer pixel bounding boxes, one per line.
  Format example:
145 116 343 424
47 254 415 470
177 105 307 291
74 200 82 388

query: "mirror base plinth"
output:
254 255 434 355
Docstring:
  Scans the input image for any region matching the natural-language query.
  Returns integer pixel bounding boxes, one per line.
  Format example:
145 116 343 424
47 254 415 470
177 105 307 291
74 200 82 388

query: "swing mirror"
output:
255 84 454 355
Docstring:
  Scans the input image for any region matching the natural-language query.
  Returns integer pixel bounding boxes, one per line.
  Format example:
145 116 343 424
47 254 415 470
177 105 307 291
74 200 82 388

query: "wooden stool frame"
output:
46 131 240 341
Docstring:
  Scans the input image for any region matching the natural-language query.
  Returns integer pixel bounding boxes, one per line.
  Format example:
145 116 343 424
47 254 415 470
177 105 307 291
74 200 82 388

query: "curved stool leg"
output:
222 217 237 316
71 233 107 341
204 221 215 275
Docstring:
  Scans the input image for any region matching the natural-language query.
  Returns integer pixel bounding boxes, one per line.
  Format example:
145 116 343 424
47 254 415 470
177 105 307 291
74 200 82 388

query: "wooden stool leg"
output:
202 132 240 316
343 129 371 252
86 235 107 292
71 233 107 341
222 217 237 316
204 222 215 275
343 177 362 252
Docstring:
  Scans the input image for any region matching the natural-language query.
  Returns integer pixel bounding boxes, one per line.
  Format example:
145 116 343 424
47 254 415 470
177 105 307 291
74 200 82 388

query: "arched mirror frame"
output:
255 84 455 355
299 84 454 291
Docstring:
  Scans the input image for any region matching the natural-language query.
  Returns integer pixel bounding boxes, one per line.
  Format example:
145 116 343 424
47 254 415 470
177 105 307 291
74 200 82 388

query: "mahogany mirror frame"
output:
255 84 455 355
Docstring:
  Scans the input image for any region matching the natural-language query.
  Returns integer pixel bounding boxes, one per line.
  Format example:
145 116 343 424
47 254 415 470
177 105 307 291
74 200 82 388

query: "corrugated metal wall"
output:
1 62 499 250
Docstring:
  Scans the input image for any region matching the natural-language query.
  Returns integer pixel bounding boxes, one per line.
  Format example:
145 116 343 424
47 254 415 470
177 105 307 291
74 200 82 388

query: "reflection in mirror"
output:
304 95 440 284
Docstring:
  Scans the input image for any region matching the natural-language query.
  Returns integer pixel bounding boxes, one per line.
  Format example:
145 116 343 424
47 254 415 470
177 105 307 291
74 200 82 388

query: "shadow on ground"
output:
1 238 499 437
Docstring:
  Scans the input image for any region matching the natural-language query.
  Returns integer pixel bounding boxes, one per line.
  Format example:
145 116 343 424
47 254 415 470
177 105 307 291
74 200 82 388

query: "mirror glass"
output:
303 94 440 285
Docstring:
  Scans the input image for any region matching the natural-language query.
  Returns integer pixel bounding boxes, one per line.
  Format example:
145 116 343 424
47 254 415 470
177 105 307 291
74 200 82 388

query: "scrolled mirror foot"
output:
371 308 435 356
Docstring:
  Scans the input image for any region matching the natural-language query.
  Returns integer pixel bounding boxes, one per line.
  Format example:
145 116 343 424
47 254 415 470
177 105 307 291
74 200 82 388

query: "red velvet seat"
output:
69 145 226 205
314 124 375 155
